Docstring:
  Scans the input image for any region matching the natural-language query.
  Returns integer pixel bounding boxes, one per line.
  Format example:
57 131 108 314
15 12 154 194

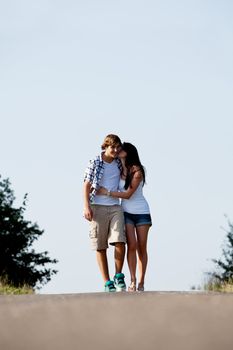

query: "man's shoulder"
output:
88 154 102 162
86 154 104 169
92 154 103 163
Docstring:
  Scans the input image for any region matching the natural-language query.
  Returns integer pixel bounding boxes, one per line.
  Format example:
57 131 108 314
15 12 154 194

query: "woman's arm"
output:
97 170 142 199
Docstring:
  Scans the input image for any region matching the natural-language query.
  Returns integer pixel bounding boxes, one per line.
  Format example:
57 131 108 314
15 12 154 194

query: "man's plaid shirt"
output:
84 153 122 203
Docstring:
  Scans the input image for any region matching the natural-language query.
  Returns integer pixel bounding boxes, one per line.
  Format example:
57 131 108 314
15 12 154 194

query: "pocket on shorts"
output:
89 223 98 238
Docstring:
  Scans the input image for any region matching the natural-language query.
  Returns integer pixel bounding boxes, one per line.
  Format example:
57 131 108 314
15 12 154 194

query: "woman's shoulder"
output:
131 165 142 173
130 165 143 179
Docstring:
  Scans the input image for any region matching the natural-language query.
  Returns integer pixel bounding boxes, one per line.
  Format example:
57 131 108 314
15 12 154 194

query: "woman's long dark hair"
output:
122 142 146 190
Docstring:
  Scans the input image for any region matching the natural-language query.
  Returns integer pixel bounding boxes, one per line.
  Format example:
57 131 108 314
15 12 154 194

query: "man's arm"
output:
83 181 93 221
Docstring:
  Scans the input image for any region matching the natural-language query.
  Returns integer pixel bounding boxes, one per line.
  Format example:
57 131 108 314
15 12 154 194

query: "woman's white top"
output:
119 178 150 214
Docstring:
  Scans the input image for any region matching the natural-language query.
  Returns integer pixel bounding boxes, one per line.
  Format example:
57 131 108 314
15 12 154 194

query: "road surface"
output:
0 291 233 350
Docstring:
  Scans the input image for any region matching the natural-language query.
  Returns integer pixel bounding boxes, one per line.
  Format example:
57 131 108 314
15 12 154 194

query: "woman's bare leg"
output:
126 223 137 285
136 225 150 289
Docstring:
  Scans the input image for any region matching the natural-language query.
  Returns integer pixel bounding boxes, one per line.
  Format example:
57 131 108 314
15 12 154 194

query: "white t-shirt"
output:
93 160 120 205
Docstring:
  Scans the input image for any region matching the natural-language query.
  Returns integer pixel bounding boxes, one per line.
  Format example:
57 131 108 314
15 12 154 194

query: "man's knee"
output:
115 242 125 248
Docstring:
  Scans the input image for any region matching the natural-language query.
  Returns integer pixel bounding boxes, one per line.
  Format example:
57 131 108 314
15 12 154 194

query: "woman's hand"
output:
96 186 108 195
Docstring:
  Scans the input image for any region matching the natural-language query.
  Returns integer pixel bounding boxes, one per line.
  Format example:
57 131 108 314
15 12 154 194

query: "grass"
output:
0 282 34 295
204 278 233 293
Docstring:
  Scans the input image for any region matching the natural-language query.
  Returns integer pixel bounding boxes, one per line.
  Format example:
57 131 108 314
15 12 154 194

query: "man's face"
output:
105 144 122 158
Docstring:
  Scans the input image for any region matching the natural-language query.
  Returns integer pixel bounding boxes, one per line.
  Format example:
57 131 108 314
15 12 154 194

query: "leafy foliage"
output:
0 175 58 289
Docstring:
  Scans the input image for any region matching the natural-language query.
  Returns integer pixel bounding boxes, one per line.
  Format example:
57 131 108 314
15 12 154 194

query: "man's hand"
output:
83 205 93 221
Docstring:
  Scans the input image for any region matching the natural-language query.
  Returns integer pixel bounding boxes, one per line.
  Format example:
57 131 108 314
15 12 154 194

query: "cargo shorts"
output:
89 204 126 250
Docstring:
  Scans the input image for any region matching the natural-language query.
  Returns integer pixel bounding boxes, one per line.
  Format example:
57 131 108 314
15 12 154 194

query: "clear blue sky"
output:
1 0 233 293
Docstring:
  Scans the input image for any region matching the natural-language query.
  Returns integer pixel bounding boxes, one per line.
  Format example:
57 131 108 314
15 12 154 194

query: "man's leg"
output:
109 206 126 291
96 249 110 283
109 207 126 274
113 242 126 291
114 242 125 274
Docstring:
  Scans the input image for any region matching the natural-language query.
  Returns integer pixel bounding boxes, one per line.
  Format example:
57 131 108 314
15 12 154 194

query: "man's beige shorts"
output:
89 205 126 250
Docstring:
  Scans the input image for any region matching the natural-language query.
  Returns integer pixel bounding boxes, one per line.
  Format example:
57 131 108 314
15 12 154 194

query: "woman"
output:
98 142 152 292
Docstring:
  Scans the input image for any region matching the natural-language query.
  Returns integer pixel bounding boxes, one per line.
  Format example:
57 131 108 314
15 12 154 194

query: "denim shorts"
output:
124 212 152 227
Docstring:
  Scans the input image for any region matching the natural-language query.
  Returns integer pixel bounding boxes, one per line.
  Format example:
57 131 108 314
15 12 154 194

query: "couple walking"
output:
83 134 152 292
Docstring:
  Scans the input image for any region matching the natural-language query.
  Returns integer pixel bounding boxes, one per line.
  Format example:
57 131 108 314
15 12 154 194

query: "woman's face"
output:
118 149 127 159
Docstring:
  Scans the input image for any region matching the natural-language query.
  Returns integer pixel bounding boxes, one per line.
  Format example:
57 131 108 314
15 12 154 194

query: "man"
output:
83 134 126 292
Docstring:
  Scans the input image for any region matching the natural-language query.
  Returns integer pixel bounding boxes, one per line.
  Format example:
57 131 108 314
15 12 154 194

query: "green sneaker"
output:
114 273 126 292
104 280 116 292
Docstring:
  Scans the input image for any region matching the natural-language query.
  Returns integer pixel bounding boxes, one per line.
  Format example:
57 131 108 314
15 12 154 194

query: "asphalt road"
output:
1 291 233 350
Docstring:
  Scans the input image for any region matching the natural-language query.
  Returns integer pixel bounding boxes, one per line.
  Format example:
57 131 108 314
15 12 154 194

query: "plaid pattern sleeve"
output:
116 158 122 172
84 155 105 202
84 159 96 183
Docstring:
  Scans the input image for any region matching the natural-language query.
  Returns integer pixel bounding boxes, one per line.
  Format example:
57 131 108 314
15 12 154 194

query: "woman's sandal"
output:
128 282 136 292
137 284 144 292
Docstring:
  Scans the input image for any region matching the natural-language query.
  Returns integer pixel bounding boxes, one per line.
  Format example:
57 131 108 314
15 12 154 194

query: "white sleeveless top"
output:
119 178 150 214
